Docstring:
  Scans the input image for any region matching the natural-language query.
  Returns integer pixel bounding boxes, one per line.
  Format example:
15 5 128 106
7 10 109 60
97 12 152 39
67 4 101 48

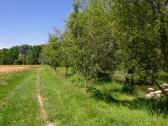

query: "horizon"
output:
0 43 46 50
0 0 73 49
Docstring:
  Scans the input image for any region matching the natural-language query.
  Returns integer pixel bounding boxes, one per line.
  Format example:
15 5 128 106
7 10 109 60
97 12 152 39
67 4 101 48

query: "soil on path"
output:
36 75 55 126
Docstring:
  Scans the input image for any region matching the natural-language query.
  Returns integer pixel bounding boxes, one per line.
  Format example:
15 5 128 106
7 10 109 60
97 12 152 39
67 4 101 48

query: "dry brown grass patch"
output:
0 65 41 74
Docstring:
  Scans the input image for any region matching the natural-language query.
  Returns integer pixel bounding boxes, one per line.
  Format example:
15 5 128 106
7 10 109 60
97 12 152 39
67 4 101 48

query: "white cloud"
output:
0 43 8 49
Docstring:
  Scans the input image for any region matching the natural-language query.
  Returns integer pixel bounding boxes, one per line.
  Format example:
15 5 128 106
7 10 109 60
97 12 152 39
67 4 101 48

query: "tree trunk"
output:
154 80 168 97
125 75 129 85
65 66 69 77
85 77 88 88
157 1 168 70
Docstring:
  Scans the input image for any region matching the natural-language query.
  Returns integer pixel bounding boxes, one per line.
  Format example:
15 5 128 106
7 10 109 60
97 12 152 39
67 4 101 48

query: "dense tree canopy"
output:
0 45 43 65
41 0 168 96
2 0 166 96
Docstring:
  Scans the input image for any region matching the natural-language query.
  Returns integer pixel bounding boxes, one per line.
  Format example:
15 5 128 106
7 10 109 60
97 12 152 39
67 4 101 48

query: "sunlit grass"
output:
0 68 43 126
40 66 168 126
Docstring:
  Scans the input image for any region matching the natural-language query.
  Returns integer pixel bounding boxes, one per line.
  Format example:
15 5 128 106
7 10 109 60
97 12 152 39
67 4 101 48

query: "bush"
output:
87 87 103 100
158 71 168 82
87 86 117 102
122 84 137 95
14 59 23 65
149 98 168 115
97 71 111 82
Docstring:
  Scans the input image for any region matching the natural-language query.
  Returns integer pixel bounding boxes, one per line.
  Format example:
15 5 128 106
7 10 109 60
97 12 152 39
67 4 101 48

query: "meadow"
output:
1 0 168 126
0 65 167 126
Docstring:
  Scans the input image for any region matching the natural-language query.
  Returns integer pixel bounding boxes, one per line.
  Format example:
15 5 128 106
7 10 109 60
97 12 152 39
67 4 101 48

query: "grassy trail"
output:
0 66 168 126
36 72 55 126
0 68 43 126
40 67 168 126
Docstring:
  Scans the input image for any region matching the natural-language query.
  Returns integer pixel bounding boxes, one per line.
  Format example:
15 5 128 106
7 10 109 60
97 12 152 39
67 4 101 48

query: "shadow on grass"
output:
117 97 168 116
65 70 168 116
87 87 168 116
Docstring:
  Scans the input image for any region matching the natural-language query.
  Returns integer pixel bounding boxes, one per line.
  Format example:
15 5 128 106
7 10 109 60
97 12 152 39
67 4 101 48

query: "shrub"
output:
87 87 103 100
97 71 111 82
149 98 168 115
122 84 137 95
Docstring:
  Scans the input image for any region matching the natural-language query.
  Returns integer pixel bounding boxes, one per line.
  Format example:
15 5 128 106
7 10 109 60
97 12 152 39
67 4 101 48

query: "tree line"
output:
41 0 168 96
0 45 43 65
1 0 167 95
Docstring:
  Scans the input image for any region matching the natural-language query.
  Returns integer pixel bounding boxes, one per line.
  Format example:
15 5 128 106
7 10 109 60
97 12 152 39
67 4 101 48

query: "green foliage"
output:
122 84 137 95
0 45 43 65
63 1 118 82
0 47 19 64
39 67 168 126
87 87 104 100
0 69 43 125
26 45 43 64
41 0 168 94
111 0 168 80
41 34 61 69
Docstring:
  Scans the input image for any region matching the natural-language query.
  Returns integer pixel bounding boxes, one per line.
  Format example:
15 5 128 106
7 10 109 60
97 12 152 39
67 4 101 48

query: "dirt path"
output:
36 75 55 126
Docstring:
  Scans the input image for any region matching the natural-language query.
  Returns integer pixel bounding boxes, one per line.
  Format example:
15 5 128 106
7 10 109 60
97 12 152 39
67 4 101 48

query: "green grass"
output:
0 70 33 101
40 67 168 126
0 66 167 126
95 81 136 101
0 68 43 126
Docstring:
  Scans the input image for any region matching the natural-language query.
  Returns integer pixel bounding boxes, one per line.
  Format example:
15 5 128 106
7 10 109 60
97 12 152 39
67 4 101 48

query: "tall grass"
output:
0 69 43 126
40 67 168 126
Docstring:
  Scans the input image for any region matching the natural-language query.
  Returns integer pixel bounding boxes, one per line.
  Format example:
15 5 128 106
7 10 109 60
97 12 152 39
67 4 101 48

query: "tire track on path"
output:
36 74 55 126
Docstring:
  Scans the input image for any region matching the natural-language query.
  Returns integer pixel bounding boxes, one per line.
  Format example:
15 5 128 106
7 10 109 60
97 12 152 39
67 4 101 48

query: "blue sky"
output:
0 0 73 49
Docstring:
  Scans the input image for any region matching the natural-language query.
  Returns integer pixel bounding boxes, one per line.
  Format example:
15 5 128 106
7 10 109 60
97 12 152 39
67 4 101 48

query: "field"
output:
0 65 40 74
0 65 167 126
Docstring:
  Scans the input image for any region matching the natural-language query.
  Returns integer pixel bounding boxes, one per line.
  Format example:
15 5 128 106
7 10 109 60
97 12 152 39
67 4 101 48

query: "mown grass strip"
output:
40 67 168 126
0 68 43 126
0 70 35 101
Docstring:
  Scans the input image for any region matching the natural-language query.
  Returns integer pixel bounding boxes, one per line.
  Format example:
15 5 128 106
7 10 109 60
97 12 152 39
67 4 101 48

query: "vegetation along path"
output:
0 67 43 125
36 71 55 126
0 66 168 126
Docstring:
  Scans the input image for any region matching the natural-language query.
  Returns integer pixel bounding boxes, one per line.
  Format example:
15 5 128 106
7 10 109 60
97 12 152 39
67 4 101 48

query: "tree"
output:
41 34 61 70
65 0 118 85
0 45 43 65
26 45 43 64
60 32 74 77
106 0 168 95
0 46 19 64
